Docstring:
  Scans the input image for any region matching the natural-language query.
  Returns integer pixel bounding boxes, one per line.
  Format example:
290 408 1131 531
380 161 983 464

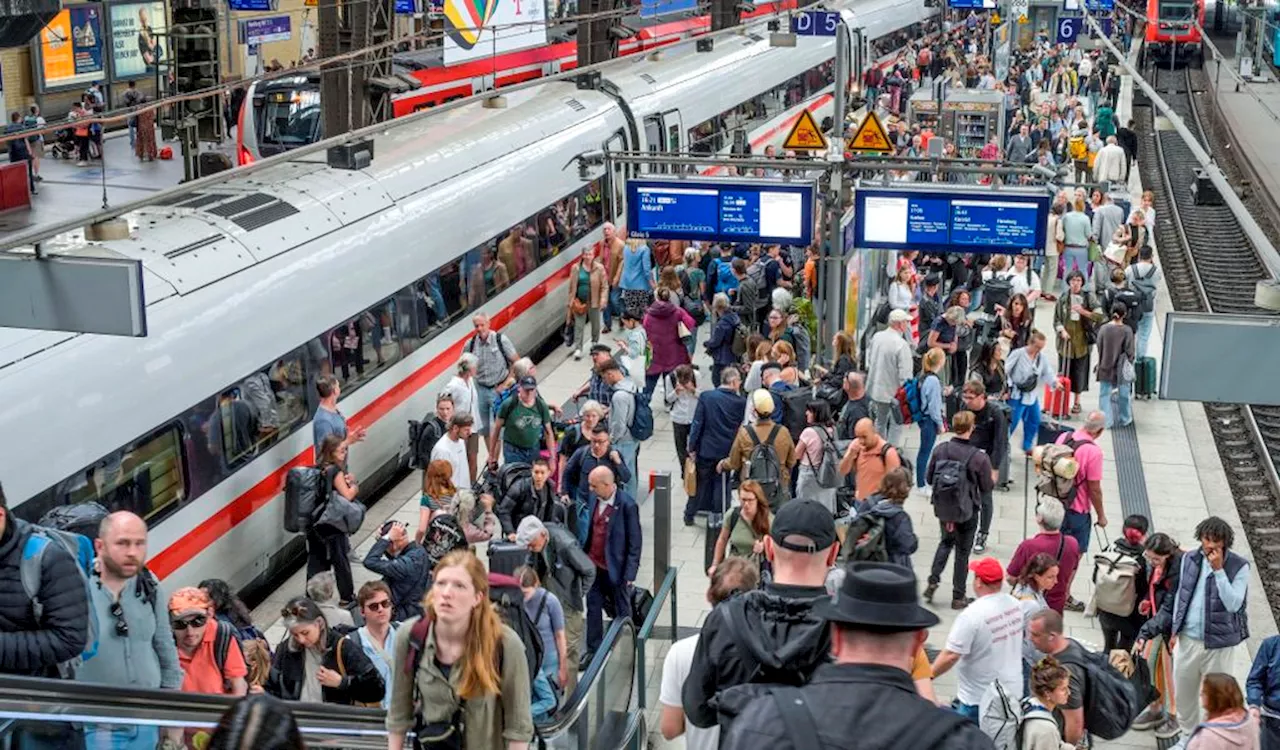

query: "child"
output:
616 311 647 391
666 364 698 477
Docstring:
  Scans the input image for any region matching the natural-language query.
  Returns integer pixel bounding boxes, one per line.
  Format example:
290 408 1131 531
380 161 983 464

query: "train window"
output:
684 61 836 159
463 248 486 310
536 209 568 263
42 425 187 524
413 259 467 337
215 388 262 468
329 298 401 397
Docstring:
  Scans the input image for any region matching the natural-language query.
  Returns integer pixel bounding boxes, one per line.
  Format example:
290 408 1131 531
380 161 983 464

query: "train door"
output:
604 130 629 221
642 110 683 173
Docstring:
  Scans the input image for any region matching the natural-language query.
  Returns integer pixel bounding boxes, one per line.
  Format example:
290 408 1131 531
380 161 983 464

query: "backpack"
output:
929 444 976 514
879 442 912 479
736 274 760 315
212 621 243 694
1091 546 1143 616
1131 265 1157 314
714 258 739 294
1034 437 1091 501
813 427 841 489
1069 135 1087 161
484 461 532 499
1056 640 1143 740
897 375 928 425
679 270 707 325
744 260 770 306
1108 288 1142 329
777 388 809 442
628 388 655 441
20 525 100 677
407 416 444 470
842 508 889 562
466 331 515 373
488 573 547 705
284 465 326 533
746 425 785 507
490 384 518 420
1014 698 1059 749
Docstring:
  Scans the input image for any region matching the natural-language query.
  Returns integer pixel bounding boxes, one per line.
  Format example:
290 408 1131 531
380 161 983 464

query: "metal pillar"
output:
819 25 851 362
577 0 618 68
318 0 351 138
652 471 670 593
710 0 740 33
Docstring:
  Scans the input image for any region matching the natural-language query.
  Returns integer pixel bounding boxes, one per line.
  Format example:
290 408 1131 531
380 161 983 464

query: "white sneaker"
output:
573 351 583 361
916 485 932 498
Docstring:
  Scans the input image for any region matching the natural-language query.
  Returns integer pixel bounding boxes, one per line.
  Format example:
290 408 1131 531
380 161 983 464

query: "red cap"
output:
968 557 1005 584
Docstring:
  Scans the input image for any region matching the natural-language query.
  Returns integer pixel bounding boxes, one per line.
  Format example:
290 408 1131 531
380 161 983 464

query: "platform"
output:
1203 45 1280 225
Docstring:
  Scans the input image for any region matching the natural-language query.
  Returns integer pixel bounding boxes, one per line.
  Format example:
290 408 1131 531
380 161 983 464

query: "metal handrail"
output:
635 565 680 710
536 617 635 737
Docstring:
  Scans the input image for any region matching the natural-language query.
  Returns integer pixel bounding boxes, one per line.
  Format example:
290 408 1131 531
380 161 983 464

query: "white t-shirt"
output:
658 636 719 750
1006 267 1041 298
945 592 1026 706
430 434 471 491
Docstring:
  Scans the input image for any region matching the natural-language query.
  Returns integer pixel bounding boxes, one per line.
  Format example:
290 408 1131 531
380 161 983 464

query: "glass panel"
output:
255 87 322 147
328 297 400 396
215 387 261 468
50 426 186 522
536 208 569 263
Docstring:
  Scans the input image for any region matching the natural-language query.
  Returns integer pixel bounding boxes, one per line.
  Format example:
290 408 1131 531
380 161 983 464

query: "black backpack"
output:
407 416 444 470
483 462 532 499
929 444 976 518
1055 640 1144 740
778 388 810 442
842 508 889 562
745 425 785 508
487 573 545 701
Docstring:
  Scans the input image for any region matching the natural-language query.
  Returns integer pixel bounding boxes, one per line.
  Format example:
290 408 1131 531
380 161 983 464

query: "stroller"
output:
48 128 77 160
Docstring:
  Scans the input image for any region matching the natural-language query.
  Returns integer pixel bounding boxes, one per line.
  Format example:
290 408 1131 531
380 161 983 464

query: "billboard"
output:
109 2 166 79
441 0 546 64
37 6 106 90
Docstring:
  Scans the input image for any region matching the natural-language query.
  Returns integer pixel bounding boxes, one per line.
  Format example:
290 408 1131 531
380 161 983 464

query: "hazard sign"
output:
847 111 893 154
782 110 828 151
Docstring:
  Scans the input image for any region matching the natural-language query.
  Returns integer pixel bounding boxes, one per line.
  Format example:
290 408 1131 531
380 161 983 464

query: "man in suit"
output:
583 466 642 662
686 366 747 525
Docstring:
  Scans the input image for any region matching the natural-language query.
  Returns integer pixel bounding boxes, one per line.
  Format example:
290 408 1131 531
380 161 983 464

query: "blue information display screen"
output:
948 0 996 9
853 189 1051 254
628 179 815 246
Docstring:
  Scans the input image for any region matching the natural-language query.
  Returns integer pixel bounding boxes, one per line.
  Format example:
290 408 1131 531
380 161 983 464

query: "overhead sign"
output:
1059 16 1112 43
640 0 697 18
1011 0 1029 21
626 178 816 247
853 186 1052 254
847 111 893 154
395 0 417 12
783 110 828 151
791 10 841 36
228 0 275 9
1083 0 1114 10
0 254 147 337
36 6 106 91
1160 312 1280 404
948 0 996 8
442 0 546 64
109 2 166 79
239 15 292 43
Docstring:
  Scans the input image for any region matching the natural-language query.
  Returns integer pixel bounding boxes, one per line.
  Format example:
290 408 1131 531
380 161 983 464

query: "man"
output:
1028 609 1091 745
704 295 740 386
6 112 36 196
352 580 399 710
1093 135 1127 184
1006 123 1033 165
1007 254 1042 306
562 425 632 513
0 480 90 676
518 516 596 690
167 586 248 696
498 458 559 539
837 417 902 501
866 309 914 446
600 223 626 331
1056 411 1107 566
1116 119 1139 182
465 312 519 437
442 354 482 484
312 374 367 462
1124 245 1162 357
600 359 642 501
1142 517 1251 741
488 375 555 468
722 390 798 510
76 512 182 749
574 344 627 405
123 80 141 147
723 562 992 749
757 363 791 425
1005 498 1081 614
687 366 747 524
430 414 475 494
683 501 839 732
1005 331 1057 456
411 393 452 469
960 380 1008 554
583 467 641 661
918 275 943 334
362 520 429 621
1090 191 1124 255
836 372 872 441
924 411 994 609
660 558 760 750
932 557 1025 742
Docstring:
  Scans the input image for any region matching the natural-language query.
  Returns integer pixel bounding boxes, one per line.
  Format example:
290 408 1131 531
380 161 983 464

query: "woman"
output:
241 639 272 694
619 239 655 318
565 246 606 361
266 597 384 705
1053 270 1105 415
1135 532 1185 734
1096 301 1136 429
812 331 857 385
888 265 916 312
926 306 965 388
667 365 698 478
970 339 1007 400
1061 198 1093 281
642 287 695 400
1123 207 1152 266
1132 189 1156 227
1011 553 1059 679
207 694 306 750
770 340 797 371
387 551 535 750
557 400 604 490
796 401 838 513
1186 674 1260 750
514 566 567 715
1001 293 1034 351
309 434 358 606
916 348 945 491
657 267 684 310
1045 201 1067 299
1022 658 1076 750
707 480 772 577
744 339 771 392
200 578 268 647
848 468 917 569
765 308 794 347
419 459 498 545
135 96 157 161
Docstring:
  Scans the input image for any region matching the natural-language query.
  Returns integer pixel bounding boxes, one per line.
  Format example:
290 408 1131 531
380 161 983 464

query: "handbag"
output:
336 635 382 708
684 457 697 497
317 492 366 535
677 320 692 342
1120 357 1136 384
414 706 466 750
1088 240 1102 262
569 297 587 317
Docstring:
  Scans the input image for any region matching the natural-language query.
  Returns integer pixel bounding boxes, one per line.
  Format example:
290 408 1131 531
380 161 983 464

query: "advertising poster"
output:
442 0 546 64
39 6 107 90
110 2 166 79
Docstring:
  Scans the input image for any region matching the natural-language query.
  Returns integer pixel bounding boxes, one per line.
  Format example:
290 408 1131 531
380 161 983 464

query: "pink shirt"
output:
1057 429 1102 514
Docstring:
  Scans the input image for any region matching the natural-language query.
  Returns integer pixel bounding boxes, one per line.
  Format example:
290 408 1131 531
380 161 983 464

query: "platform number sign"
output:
1056 17 1083 43
792 10 841 36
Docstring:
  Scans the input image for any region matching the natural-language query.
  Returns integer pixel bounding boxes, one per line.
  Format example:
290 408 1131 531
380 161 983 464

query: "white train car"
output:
0 0 935 598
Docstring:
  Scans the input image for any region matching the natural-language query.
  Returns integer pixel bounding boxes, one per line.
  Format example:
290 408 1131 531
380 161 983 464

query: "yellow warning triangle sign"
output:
847 110 893 154
782 109 828 151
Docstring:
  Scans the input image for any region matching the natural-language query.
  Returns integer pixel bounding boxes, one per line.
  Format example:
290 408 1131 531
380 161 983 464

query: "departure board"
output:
854 188 1051 255
627 179 815 246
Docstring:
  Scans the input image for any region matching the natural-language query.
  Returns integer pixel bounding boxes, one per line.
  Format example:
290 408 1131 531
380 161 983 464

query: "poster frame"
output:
31 3 110 94
106 0 169 82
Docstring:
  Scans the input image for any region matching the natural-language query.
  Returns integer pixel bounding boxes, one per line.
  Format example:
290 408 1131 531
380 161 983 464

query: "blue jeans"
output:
504 442 541 466
1063 508 1092 555
916 417 938 488
128 117 137 147
475 384 497 436
1099 380 1133 428
1008 399 1042 453
615 439 640 500
1063 245 1090 283
84 724 159 750
604 288 623 329
951 699 980 724
1137 312 1155 358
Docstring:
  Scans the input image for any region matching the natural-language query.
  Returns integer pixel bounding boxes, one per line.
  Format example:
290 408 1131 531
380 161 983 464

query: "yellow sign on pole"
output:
782 109 828 151
846 110 893 154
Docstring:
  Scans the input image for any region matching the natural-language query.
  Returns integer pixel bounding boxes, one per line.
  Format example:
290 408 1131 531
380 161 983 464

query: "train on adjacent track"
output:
0 0 937 600
1143 0 1206 66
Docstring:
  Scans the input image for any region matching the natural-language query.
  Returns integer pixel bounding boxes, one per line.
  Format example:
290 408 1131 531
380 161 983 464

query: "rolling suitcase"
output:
487 541 529 577
1135 356 1157 400
704 474 731 573
1037 420 1073 446
1043 356 1072 420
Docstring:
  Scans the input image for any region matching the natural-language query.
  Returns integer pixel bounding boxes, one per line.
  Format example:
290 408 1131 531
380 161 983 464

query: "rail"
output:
636 565 680 710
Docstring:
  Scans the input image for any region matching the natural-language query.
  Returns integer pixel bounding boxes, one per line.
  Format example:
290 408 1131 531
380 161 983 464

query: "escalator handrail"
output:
535 617 636 737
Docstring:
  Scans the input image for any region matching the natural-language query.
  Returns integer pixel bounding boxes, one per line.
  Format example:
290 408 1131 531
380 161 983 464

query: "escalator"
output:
0 618 640 750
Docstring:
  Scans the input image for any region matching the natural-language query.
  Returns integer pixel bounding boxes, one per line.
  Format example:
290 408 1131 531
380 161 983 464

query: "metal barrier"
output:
636 565 680 711
635 470 680 711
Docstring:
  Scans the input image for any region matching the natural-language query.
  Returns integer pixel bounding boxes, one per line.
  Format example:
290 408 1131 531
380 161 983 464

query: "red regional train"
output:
1144 0 1206 66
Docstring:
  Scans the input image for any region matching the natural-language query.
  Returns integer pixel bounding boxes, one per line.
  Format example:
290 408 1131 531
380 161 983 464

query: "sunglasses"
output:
110 601 129 637
171 614 208 631
364 600 392 612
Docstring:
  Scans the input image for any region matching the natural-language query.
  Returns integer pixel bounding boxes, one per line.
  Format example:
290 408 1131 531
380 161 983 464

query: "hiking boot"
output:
923 582 938 603
1154 716 1182 739
951 597 975 610
973 533 988 554
1131 706 1167 731
1064 597 1086 613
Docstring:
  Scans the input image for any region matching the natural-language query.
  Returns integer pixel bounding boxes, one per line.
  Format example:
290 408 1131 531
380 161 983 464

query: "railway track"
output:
1137 64 1280 612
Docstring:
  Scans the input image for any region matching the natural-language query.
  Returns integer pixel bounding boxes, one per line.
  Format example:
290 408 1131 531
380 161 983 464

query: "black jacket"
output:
1138 550 1186 642
926 437 994 523
724 663 996 750
496 477 557 537
853 497 918 569
968 400 1009 470
0 518 90 677
1116 126 1139 158
266 629 385 705
682 582 830 730
362 538 430 622
837 395 872 441
531 522 596 613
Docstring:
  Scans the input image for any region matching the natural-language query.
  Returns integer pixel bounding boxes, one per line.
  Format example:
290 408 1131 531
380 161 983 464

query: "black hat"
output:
589 343 612 356
815 562 940 631
923 273 941 287
770 500 836 553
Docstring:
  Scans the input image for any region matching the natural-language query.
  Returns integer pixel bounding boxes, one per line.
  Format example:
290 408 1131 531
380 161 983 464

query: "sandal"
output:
1071 403 1082 415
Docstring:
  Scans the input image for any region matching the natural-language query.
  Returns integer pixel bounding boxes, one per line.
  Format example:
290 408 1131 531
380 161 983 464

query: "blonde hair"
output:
424 551 505 700
922 347 946 373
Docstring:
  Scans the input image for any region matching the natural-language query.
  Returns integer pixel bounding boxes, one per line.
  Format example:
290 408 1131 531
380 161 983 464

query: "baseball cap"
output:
518 375 537 390
888 309 912 324
770 500 837 554
968 556 1004 585
923 274 941 287
751 389 775 416
589 344 612 356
